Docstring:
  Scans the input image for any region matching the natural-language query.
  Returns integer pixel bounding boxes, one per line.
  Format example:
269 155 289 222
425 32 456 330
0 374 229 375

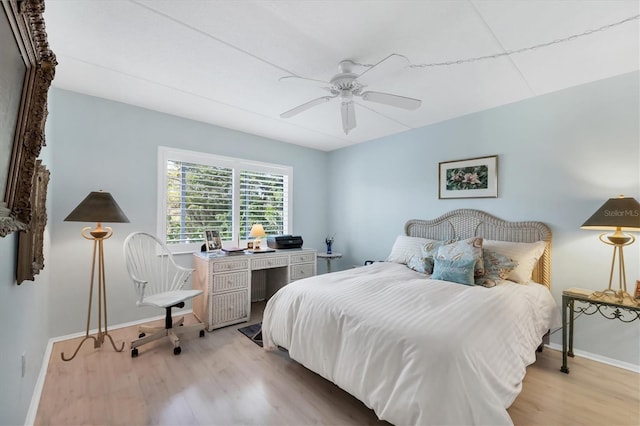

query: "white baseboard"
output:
24 309 193 426
547 342 640 373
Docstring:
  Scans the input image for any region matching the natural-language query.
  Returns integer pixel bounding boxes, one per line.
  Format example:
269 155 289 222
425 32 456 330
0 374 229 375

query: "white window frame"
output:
157 146 293 254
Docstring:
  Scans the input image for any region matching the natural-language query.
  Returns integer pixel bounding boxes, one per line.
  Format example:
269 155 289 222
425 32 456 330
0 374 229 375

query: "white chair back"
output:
123 232 193 305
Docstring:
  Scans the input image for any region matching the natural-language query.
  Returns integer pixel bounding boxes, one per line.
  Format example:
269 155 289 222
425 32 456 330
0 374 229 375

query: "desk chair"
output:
123 232 205 357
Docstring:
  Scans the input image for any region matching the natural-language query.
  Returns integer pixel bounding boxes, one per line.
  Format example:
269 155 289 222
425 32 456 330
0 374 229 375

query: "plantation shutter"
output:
165 160 233 244
159 147 292 253
239 170 288 240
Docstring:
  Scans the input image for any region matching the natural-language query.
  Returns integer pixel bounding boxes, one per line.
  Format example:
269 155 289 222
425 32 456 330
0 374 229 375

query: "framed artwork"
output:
17 160 49 284
438 155 498 199
0 0 57 237
205 230 222 252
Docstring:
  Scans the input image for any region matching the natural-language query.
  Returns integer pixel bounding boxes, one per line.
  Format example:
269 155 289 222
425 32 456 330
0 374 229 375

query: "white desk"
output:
192 249 316 331
317 252 342 273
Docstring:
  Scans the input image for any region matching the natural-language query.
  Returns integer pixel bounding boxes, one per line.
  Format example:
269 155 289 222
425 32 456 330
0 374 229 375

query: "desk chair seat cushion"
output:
138 289 203 309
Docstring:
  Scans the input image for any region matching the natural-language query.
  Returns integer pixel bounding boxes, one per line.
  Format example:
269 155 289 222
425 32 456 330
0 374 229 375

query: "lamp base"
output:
590 289 640 306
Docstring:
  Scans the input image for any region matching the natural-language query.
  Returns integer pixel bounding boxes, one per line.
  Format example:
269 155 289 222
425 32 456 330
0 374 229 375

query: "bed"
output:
262 209 559 425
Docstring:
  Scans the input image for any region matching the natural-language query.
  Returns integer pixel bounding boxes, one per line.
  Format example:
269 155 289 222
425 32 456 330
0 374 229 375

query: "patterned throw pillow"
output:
432 258 476 285
406 239 452 274
407 254 434 274
419 239 452 274
482 240 546 284
475 249 519 288
436 237 484 278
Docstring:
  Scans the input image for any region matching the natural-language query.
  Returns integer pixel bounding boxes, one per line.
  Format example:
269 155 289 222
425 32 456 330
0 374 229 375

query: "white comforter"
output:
262 262 559 426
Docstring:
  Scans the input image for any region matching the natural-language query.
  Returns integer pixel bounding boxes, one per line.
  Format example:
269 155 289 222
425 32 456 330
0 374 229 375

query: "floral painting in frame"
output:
438 155 498 199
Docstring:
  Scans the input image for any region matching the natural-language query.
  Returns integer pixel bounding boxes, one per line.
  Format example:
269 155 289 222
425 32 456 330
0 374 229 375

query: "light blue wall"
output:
0 143 52 424
327 71 640 367
46 88 328 338
1 71 637 424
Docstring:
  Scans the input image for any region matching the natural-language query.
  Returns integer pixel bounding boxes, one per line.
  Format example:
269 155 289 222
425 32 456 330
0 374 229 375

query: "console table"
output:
192 249 316 331
561 288 640 373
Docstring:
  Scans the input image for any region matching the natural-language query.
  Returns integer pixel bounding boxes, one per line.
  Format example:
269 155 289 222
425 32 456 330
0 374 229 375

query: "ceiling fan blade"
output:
280 96 334 118
361 91 421 110
341 101 356 134
355 54 410 86
279 75 332 90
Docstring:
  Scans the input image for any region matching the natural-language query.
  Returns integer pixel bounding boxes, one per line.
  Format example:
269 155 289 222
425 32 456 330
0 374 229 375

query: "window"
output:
158 147 292 253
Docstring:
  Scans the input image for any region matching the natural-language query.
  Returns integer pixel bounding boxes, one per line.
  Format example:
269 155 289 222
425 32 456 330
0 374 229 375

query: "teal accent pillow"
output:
475 249 519 288
436 237 484 278
432 258 476 285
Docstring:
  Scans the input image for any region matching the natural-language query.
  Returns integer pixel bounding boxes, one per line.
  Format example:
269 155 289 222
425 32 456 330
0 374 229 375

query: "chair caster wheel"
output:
174 346 181 355
131 348 139 358
199 330 205 338
139 333 146 338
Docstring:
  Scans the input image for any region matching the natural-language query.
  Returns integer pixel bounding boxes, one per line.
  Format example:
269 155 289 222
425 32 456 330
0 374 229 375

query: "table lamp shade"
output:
249 223 266 238
65 191 129 223
581 196 640 231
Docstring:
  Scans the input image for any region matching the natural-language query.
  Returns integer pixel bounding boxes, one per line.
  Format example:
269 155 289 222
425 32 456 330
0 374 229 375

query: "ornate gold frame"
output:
17 160 49 283
0 0 56 237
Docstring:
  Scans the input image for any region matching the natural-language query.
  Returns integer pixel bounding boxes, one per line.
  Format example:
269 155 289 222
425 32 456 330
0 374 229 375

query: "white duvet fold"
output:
262 262 559 426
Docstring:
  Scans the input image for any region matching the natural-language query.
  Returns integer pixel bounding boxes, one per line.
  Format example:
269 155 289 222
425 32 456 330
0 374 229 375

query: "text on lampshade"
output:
603 209 639 217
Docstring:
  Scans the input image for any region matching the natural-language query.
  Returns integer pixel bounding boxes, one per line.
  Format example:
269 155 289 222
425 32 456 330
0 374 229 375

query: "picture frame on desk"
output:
204 230 222 252
635 280 640 300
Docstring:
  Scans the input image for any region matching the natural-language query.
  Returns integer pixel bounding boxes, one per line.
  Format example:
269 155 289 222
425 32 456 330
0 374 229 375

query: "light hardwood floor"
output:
35 303 639 425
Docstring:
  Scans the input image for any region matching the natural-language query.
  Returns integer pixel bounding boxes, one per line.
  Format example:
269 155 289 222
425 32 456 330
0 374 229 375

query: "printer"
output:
267 235 303 249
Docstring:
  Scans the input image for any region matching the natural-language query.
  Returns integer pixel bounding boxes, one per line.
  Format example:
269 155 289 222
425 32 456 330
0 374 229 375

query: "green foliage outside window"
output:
166 160 287 245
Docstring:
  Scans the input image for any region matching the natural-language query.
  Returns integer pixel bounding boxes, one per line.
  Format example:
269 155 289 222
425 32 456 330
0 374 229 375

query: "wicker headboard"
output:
405 209 552 288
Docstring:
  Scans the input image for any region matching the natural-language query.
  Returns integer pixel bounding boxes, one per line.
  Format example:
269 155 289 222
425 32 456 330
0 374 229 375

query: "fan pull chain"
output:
352 14 639 69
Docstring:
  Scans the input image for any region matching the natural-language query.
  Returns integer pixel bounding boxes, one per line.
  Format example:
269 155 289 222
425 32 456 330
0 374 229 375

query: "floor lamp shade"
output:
64 191 129 223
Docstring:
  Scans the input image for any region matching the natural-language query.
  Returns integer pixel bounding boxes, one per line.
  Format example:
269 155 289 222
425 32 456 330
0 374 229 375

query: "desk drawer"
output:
210 290 248 328
251 256 288 270
290 263 314 281
290 252 315 264
212 270 249 293
213 259 249 273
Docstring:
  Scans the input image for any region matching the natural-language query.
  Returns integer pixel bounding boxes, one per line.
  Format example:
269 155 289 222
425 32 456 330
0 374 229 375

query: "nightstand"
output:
561 288 640 373
317 252 342 273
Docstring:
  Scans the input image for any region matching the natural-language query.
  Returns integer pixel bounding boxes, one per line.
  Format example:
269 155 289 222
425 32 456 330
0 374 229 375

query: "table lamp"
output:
581 195 640 304
61 190 129 361
249 223 266 250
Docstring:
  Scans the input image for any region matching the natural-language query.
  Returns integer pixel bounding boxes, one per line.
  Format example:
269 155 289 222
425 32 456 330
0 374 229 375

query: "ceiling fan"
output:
279 54 422 135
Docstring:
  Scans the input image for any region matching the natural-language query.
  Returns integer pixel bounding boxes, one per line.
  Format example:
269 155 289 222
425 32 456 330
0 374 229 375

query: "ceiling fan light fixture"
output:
341 101 356 135
279 53 420 134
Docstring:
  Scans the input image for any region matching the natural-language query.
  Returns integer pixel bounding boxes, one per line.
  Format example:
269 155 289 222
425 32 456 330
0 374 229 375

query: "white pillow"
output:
482 239 546 284
386 235 433 265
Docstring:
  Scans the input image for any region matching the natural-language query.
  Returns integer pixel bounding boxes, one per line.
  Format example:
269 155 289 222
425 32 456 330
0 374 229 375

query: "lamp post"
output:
61 190 129 361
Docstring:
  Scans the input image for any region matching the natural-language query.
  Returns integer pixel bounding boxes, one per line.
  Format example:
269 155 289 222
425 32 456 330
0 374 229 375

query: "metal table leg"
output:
561 294 570 373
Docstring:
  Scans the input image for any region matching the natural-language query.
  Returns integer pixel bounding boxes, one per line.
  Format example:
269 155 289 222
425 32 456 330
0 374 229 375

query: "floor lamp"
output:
581 195 640 304
61 190 129 361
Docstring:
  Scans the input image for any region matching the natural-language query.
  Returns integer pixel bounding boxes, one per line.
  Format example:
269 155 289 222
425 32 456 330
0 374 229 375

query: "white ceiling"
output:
43 0 640 152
